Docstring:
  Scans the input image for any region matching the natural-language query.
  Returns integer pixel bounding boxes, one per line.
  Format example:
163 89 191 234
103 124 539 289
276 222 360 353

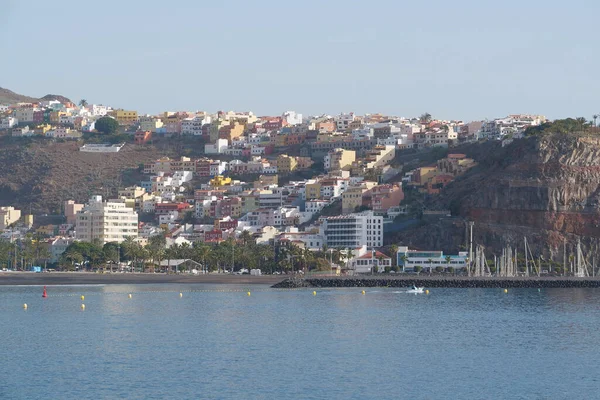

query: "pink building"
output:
64 200 83 225
365 184 404 212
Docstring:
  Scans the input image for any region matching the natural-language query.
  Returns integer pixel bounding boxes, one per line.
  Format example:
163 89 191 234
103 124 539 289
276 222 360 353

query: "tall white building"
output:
282 111 303 125
319 210 383 249
75 196 138 244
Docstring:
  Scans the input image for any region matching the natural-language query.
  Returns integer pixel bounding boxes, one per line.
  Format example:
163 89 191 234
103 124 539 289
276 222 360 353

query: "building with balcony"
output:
319 210 383 249
75 196 138 244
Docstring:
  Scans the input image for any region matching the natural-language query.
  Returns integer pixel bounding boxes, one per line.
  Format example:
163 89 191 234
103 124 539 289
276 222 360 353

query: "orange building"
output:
134 130 152 144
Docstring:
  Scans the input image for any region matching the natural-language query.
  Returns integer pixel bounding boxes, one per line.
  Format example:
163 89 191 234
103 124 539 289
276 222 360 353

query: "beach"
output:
0 271 284 286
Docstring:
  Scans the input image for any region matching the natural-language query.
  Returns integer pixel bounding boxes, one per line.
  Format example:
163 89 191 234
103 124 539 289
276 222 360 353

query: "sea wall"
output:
272 276 600 289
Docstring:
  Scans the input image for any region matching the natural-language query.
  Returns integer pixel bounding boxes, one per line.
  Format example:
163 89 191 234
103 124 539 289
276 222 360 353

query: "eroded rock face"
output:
405 134 600 262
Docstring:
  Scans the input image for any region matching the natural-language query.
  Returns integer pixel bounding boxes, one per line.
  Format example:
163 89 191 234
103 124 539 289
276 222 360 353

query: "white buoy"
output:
23 303 28 309
128 294 132 299
179 292 183 298
81 304 85 310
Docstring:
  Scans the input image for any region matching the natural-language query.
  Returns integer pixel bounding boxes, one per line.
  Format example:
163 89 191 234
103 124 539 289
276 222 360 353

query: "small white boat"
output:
407 285 425 294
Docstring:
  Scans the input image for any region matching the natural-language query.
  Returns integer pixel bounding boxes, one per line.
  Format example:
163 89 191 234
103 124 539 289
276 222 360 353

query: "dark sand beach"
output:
0 272 285 286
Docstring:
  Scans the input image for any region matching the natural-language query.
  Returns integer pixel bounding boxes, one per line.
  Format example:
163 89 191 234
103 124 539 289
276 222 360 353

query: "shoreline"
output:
273 276 600 289
0 272 284 286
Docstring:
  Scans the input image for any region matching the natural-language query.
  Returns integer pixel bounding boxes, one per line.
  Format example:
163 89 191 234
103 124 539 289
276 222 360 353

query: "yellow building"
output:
24 214 34 227
305 181 322 200
0 207 21 229
325 149 356 171
36 225 57 236
276 154 298 175
34 124 52 135
50 111 66 124
210 176 232 187
118 186 146 199
341 182 377 213
110 109 138 126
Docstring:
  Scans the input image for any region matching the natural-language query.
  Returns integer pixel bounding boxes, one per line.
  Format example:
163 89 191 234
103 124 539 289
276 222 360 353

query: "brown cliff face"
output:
435 134 600 260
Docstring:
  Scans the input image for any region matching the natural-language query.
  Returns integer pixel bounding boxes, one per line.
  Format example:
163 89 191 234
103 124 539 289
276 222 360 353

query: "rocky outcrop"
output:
397 134 600 262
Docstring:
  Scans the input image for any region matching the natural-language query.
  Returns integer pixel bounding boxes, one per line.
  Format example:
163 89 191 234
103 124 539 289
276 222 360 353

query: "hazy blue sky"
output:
2 0 599 120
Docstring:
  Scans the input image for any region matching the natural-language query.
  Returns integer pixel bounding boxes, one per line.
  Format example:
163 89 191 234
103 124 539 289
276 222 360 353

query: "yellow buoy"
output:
247 291 251 296
313 291 317 296
179 292 183 298
81 295 85 301
504 289 508 294
81 304 85 310
425 290 430 294
23 303 27 309
128 294 132 299
362 290 366 295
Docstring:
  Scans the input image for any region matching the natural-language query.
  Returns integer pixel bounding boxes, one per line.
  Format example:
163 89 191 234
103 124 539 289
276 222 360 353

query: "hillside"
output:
391 132 600 264
0 87 72 105
0 137 206 214
0 87 39 104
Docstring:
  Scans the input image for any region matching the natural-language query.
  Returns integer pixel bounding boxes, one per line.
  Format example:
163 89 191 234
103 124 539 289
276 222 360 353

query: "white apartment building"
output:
335 112 356 131
181 115 211 135
88 104 109 116
319 211 383 249
282 111 303 125
75 196 138 244
305 199 329 214
0 117 18 130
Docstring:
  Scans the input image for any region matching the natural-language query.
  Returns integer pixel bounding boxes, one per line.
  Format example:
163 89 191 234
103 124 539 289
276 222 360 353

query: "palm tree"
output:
79 99 88 108
593 114 598 129
445 255 452 273
427 258 434 274
388 244 399 268
239 230 254 246
193 242 211 273
398 254 408 272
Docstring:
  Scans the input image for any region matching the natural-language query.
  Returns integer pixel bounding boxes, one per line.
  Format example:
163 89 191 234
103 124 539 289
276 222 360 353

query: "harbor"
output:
272 275 600 289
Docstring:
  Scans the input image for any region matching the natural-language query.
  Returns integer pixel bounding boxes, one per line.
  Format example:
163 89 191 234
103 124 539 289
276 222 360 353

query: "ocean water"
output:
1 284 599 399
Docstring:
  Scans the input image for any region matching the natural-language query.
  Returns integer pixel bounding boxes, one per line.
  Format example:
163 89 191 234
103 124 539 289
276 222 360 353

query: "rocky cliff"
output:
393 133 600 263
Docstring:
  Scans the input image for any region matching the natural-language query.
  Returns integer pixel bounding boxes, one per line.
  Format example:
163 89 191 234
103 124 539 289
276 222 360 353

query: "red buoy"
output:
42 286 47 298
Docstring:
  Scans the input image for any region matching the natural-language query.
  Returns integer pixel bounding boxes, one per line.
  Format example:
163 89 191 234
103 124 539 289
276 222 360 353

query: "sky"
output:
2 0 599 121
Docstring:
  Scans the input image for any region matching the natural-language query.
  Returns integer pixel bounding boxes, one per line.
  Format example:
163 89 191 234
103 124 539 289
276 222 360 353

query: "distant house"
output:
134 130 152 144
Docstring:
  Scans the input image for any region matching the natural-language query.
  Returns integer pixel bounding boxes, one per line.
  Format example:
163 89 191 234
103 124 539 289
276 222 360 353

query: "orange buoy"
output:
42 286 48 298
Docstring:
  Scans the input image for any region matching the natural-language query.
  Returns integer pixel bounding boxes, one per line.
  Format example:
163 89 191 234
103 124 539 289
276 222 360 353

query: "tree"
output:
192 242 210 273
79 99 88 108
419 113 432 124
414 266 423 274
398 254 408 272
445 255 452 271
239 230 255 246
0 240 12 269
389 244 399 268
95 116 119 134
314 258 331 271
103 242 120 272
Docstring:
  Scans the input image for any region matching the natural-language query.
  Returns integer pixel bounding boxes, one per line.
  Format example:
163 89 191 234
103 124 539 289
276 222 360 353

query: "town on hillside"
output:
0 98 548 275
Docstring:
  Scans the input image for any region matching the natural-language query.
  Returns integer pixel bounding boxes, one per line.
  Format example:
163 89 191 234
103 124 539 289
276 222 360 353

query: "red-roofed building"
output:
351 250 392 273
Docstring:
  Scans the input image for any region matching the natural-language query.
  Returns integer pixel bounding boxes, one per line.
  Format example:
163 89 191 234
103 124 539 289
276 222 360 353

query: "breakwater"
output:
272 276 600 289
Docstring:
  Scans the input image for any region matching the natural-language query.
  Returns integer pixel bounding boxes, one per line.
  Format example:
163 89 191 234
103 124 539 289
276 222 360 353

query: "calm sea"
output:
1 284 598 399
